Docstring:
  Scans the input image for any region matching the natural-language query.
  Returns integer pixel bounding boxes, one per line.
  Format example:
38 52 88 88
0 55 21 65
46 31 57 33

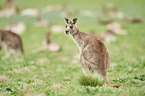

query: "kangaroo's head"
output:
64 17 78 35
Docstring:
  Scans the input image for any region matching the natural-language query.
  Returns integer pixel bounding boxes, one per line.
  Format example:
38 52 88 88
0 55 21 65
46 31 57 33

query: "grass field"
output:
0 0 145 96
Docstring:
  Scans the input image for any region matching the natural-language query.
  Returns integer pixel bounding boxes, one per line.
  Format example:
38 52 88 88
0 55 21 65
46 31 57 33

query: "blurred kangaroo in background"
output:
0 29 24 59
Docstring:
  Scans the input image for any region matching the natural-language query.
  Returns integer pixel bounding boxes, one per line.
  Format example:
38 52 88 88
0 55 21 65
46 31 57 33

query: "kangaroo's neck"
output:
69 29 84 47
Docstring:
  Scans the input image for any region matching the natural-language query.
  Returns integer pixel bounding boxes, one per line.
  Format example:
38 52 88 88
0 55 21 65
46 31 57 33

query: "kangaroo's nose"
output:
65 31 69 34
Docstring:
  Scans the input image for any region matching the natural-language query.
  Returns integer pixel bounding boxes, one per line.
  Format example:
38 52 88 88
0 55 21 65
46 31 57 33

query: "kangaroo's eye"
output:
70 26 73 29
66 25 67 28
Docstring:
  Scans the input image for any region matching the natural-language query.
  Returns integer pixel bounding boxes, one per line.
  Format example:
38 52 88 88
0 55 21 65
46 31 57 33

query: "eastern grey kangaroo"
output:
64 17 120 87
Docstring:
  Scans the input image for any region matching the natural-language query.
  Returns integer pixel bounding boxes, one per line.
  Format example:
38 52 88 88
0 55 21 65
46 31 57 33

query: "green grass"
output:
79 74 106 87
0 0 145 96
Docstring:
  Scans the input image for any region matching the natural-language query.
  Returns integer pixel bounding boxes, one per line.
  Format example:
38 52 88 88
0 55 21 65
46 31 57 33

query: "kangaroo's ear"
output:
73 18 78 24
64 17 69 24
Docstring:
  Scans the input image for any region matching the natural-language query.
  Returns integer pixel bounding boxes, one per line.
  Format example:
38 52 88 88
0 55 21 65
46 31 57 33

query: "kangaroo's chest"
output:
70 34 85 56
75 40 84 56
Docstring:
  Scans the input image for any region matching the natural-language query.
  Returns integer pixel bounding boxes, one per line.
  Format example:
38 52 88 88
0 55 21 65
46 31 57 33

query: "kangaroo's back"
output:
79 31 110 76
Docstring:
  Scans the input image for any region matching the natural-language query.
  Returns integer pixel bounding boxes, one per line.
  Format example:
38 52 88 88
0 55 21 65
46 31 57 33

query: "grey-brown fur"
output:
79 31 110 77
0 29 24 58
64 17 110 78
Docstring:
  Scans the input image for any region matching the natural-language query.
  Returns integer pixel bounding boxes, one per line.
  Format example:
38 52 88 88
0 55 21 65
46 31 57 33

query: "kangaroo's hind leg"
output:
2 45 11 59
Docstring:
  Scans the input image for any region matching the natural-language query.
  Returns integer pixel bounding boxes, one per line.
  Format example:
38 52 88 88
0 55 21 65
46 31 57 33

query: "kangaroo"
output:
64 17 120 87
0 29 24 59
64 17 112 80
